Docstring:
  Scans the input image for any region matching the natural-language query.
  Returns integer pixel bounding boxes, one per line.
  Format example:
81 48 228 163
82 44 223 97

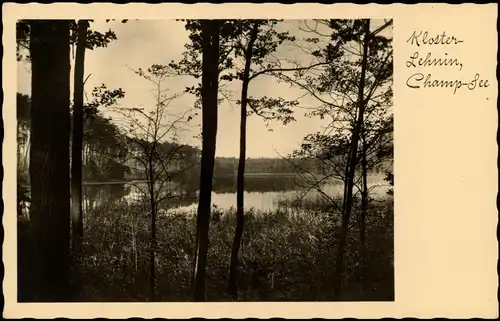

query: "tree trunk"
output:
70 20 88 295
132 221 138 273
132 218 138 296
228 24 259 300
150 199 156 301
23 130 31 172
360 128 368 256
147 155 157 302
333 19 371 299
192 19 220 302
29 20 72 301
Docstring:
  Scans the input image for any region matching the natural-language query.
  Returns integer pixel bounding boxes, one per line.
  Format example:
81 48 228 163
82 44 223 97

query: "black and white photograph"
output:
15 18 393 302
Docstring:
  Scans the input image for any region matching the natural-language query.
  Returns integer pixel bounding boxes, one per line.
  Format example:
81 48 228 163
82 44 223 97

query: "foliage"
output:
81 86 128 182
17 93 31 128
246 96 297 127
17 93 31 179
384 170 394 196
171 20 300 124
169 19 241 108
16 19 125 62
288 19 393 194
83 84 125 121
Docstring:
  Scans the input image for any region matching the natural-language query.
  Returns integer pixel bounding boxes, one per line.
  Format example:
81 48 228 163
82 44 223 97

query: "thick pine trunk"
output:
333 19 371 299
70 20 88 294
228 24 259 300
29 20 72 301
193 19 220 302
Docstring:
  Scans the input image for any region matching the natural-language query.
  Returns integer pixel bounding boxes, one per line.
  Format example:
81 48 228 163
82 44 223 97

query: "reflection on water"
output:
83 173 390 215
83 183 131 213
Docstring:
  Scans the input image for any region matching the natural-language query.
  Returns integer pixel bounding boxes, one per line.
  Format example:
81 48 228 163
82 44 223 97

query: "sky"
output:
17 19 392 158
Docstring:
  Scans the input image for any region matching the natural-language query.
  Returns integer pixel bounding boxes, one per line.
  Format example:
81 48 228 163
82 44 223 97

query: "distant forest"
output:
19 92 387 185
214 156 390 176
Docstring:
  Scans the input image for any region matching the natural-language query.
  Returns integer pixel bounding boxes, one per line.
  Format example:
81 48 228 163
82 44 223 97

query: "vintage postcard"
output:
2 3 498 319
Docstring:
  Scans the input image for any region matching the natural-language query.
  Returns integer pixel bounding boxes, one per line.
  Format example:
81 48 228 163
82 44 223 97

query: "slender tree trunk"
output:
132 221 138 273
333 19 371 299
193 19 220 302
228 24 259 300
150 199 156 301
70 20 88 295
85 144 89 165
29 20 72 301
148 158 157 302
17 139 22 170
82 144 86 166
23 130 31 172
132 218 138 295
360 128 368 256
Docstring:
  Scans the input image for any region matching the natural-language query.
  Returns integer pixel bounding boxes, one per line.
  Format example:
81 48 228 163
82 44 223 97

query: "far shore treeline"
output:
18 92 389 186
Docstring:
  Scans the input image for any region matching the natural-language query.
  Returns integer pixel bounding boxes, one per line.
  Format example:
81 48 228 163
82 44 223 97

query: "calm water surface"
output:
83 173 390 215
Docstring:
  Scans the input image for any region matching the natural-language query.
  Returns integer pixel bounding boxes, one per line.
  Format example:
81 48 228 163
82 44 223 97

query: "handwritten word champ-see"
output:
406 31 464 46
406 73 489 94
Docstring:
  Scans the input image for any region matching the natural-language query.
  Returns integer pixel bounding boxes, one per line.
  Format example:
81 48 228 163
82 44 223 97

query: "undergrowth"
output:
18 198 393 302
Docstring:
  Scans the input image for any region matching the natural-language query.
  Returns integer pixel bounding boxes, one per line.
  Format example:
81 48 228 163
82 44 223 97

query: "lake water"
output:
82 173 390 215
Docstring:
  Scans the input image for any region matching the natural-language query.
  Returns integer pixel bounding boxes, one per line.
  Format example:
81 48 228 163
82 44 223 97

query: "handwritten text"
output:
405 30 488 94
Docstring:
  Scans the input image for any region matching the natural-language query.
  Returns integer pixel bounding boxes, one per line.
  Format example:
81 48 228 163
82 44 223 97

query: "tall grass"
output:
18 197 394 302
